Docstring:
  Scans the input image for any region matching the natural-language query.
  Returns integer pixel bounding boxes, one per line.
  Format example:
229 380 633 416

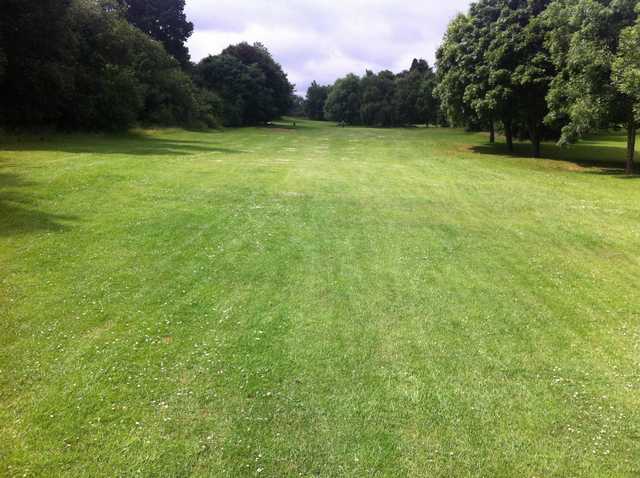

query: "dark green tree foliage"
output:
119 0 193 67
323 60 439 126
63 4 146 130
196 43 294 126
492 0 555 157
436 0 638 165
324 74 362 124
436 0 557 157
0 0 218 131
462 1 503 143
394 59 439 126
544 0 638 172
0 45 5 86
612 5 640 172
196 54 251 126
85 3 220 130
305 81 331 120
435 14 480 130
0 21 7 89
360 70 396 126
0 0 74 127
288 94 305 117
223 43 294 117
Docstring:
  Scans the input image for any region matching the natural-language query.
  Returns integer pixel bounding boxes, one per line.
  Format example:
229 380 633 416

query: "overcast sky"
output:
185 0 473 96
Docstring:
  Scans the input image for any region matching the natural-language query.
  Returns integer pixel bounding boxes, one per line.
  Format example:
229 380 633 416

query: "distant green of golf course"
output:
1 120 639 477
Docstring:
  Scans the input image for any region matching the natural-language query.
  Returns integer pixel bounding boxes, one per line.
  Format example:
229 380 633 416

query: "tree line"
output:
303 59 441 127
0 0 293 131
435 0 640 172
2 0 638 172
303 0 639 172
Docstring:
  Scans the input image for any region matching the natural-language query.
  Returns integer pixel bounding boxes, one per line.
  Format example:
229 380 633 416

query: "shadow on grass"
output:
0 172 77 236
470 140 639 178
0 131 243 157
260 118 324 131
259 124 302 132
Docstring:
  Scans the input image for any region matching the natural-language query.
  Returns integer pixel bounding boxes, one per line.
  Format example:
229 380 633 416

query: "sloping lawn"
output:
1 120 639 477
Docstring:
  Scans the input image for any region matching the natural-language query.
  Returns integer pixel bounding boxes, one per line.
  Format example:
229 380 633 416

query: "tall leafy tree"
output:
463 1 503 144
0 0 218 131
288 94 305 117
119 0 193 67
0 0 74 127
394 59 438 126
545 0 638 173
437 0 556 156
490 0 555 157
360 70 396 127
436 7 508 145
324 60 440 127
612 6 640 172
68 0 219 130
222 42 294 118
0 41 6 86
196 54 257 126
305 81 331 120
435 14 479 130
196 43 293 126
324 74 362 124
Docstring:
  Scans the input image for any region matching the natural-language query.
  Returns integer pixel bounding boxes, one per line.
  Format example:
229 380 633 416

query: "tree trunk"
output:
489 118 495 144
626 121 636 175
505 120 514 152
529 121 541 158
532 137 541 158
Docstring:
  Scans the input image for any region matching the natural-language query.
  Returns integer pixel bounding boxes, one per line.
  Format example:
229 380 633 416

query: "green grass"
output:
1 119 639 477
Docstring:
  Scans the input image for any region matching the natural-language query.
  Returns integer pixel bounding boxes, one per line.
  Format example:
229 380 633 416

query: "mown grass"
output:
1 120 639 477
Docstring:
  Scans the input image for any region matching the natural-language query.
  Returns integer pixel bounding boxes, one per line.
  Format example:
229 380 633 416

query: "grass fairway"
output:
1 120 639 477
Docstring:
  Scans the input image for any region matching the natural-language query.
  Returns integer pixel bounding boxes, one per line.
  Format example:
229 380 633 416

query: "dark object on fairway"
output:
293 121 296 128
338 121 346 128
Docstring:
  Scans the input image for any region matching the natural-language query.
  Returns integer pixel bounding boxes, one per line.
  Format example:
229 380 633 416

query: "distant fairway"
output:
1 120 639 477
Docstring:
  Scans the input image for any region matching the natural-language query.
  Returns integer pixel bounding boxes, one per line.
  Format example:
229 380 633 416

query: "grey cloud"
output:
186 0 473 95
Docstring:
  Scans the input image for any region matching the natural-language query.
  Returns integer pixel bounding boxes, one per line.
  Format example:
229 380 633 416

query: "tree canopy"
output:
436 0 555 157
324 74 362 125
394 59 439 126
305 81 331 121
320 60 439 127
612 5 640 172
0 2 294 132
544 0 638 172
436 0 639 168
1 0 638 171
195 42 294 126
119 0 193 67
0 0 220 131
